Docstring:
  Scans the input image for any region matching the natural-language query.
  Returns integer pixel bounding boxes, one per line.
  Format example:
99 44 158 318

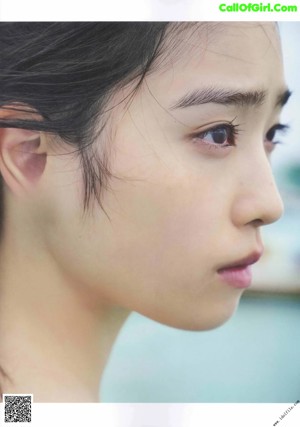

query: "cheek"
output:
99 172 242 330
44 151 240 330
101 170 227 289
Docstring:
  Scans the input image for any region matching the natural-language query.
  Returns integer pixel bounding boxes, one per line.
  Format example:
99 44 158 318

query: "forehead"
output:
158 22 282 68
147 22 284 100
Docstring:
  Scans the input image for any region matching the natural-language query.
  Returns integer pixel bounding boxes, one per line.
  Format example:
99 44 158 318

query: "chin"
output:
171 314 236 332
191 294 243 331
155 293 243 332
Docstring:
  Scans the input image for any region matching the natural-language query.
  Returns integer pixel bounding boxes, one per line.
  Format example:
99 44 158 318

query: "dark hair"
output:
0 22 178 228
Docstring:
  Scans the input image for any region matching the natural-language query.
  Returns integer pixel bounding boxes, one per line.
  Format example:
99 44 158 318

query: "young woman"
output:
0 22 291 402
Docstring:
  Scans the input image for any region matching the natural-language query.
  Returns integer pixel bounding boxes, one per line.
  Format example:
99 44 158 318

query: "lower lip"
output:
218 265 252 289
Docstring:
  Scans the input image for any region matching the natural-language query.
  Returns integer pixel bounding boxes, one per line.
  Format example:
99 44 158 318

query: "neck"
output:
0 230 129 402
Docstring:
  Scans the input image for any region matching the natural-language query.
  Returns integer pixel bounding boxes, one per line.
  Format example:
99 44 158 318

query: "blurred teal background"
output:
101 23 300 403
101 295 300 402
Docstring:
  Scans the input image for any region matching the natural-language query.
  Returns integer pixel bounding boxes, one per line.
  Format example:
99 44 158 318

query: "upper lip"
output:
217 251 263 272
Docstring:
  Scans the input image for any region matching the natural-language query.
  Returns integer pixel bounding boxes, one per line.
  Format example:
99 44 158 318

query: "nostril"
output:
249 218 264 227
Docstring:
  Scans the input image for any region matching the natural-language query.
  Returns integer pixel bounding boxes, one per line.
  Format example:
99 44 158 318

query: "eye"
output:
265 123 289 149
192 123 240 148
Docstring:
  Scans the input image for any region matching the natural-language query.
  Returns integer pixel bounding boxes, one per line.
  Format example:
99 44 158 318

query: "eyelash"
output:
191 121 289 150
265 123 289 146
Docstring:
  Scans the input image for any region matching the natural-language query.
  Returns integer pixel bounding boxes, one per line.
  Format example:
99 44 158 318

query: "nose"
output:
231 152 284 228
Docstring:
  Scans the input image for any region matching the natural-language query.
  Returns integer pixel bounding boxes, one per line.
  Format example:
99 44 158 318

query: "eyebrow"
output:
170 87 292 110
276 89 292 108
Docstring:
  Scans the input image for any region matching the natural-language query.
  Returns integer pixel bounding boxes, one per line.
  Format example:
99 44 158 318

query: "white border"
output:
0 0 299 21
0 402 300 427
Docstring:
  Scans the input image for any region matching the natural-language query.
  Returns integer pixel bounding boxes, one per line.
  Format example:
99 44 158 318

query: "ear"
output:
0 108 47 196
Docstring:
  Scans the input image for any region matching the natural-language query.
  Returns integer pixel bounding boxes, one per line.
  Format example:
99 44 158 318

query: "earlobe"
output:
0 126 47 196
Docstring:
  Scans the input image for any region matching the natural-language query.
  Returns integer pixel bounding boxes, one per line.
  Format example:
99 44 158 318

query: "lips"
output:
217 252 263 272
217 251 263 289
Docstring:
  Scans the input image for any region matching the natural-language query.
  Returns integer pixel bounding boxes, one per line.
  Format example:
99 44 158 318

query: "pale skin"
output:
0 23 290 401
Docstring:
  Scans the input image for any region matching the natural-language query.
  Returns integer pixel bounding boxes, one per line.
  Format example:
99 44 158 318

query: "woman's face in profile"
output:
46 22 287 330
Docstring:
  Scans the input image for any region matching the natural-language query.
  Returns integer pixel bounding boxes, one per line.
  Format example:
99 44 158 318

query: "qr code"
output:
4 394 32 423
